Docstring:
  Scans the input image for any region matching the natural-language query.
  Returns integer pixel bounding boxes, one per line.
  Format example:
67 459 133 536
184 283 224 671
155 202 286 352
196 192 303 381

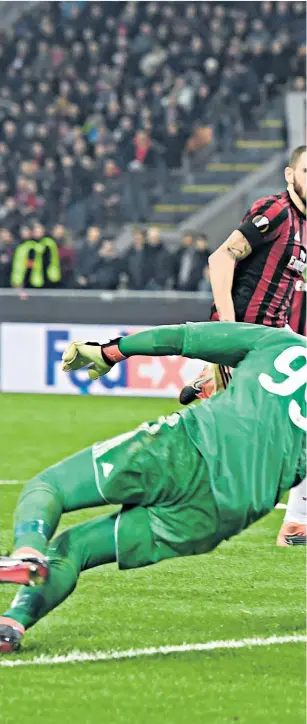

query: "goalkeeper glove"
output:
61 339 126 380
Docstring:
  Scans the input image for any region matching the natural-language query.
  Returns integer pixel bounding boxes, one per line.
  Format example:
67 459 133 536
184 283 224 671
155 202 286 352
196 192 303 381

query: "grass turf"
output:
0 393 306 724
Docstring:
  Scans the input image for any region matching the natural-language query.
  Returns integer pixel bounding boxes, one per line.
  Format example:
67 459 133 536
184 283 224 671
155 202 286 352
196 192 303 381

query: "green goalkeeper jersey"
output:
120 322 306 540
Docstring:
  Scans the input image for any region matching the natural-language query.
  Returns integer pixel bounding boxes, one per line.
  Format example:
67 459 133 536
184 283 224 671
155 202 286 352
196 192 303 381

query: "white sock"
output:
284 477 307 524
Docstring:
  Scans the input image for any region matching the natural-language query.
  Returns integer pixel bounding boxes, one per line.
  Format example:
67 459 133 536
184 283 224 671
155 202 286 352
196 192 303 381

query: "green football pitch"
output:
0 393 305 724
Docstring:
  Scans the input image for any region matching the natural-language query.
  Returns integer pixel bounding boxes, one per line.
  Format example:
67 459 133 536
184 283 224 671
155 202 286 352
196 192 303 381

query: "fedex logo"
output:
45 329 201 396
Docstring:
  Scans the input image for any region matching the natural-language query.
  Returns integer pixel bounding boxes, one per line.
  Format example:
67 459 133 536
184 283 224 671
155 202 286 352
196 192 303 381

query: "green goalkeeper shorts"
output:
91 414 222 569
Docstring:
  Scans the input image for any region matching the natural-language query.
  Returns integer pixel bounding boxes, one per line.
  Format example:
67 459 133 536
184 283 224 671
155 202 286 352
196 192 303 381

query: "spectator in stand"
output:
93 143 108 177
194 235 211 266
173 231 195 291
145 226 171 290
0 146 10 177
50 224 75 288
102 159 122 230
10 223 62 289
249 43 269 84
268 40 291 87
192 84 211 125
233 62 260 129
31 220 46 241
87 181 106 229
89 239 121 290
292 44 306 79
163 123 187 171
163 95 185 130
19 224 32 243
105 100 122 133
122 227 148 290
198 265 213 296
1 120 18 147
247 19 270 51
0 196 20 233
51 224 72 247
125 130 157 170
114 116 134 155
75 225 101 288
188 235 212 291
292 76 306 91
58 155 74 203
123 130 158 223
66 155 94 234
0 228 15 287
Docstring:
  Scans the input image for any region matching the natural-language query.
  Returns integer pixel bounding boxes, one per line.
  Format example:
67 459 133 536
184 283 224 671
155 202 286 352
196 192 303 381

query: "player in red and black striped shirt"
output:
210 150 306 328
180 145 307 545
181 145 306 401
289 279 306 337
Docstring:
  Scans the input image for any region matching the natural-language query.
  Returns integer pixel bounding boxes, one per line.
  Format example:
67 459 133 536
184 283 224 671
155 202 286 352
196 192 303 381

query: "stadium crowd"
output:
1 223 213 293
75 226 212 292
0 0 305 290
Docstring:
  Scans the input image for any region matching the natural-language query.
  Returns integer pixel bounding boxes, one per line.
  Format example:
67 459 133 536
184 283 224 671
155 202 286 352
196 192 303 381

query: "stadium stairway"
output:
149 117 285 227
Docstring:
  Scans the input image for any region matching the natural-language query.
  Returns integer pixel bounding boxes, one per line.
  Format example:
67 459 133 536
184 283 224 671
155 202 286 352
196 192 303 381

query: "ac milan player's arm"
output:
208 231 252 322
118 321 279 368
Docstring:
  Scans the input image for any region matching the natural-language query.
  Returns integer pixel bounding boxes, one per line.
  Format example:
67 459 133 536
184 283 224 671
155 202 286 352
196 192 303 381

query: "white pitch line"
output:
0 634 305 668
0 480 23 485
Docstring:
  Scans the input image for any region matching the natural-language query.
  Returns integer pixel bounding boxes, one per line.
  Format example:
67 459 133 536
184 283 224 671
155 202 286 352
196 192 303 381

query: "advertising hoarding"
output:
0 323 204 397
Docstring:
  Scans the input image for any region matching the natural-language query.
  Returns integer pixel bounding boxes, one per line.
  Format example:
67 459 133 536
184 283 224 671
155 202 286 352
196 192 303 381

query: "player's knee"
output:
48 527 84 578
18 470 65 508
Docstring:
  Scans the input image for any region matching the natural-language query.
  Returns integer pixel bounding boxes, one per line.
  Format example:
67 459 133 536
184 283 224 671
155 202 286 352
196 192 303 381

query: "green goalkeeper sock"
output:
3 514 117 630
13 447 107 555
13 476 63 555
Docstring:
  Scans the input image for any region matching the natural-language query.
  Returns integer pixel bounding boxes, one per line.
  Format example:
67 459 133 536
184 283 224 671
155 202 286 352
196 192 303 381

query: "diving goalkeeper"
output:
0 322 306 652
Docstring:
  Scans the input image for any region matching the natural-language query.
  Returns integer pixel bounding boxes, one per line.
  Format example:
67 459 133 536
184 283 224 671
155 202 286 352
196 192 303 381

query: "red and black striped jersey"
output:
211 192 306 327
289 279 306 336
